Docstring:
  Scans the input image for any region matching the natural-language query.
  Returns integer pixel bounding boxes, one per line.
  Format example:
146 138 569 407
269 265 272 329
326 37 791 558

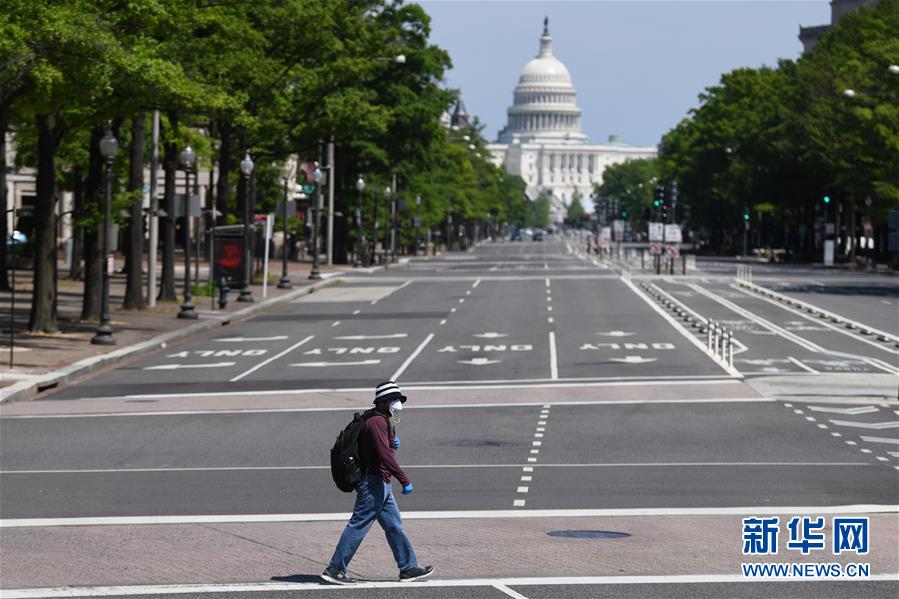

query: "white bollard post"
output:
728 331 734 367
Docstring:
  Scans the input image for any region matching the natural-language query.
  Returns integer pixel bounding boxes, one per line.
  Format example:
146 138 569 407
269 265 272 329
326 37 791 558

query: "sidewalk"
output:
0 256 357 402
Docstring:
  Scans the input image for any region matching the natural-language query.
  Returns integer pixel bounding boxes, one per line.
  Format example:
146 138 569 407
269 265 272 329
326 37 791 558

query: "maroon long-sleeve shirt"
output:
359 412 410 486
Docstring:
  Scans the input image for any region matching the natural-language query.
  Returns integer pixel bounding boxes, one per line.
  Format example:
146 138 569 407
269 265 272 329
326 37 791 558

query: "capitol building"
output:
486 19 657 223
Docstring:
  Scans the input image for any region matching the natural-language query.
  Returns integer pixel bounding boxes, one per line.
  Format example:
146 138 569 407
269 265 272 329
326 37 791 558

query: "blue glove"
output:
402 482 414 495
393 436 400 450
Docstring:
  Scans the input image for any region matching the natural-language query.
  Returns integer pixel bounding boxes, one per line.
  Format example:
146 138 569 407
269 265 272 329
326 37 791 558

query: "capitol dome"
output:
497 18 587 144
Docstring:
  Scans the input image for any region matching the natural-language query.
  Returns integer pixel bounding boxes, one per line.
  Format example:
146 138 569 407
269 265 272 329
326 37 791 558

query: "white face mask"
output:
389 400 403 424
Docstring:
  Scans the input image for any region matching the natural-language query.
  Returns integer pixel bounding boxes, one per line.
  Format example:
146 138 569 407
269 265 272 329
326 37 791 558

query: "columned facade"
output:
488 18 656 224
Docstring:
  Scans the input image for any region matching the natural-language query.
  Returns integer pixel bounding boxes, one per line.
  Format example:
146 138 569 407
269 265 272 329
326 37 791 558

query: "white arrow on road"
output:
333 334 408 340
458 357 502 365
292 360 381 367
215 336 288 342
145 362 236 370
829 419 899 430
597 331 634 337
473 332 508 339
609 356 657 364
808 405 880 416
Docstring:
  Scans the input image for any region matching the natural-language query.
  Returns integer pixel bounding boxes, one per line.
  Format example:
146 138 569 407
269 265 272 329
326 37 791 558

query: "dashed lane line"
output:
548 332 558 380
229 335 314 383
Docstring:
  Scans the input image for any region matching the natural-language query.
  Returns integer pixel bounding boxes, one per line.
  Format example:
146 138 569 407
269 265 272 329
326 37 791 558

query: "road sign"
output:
648 222 664 242
650 242 662 256
664 224 682 243
667 244 679 258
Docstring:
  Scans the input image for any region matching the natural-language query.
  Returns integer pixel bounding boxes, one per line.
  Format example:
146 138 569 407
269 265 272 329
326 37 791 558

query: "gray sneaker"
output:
322 565 357 585
399 565 434 582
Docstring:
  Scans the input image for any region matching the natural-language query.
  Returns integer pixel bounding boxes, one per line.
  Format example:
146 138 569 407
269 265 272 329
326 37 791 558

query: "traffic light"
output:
823 195 831 205
621 209 628 219
742 206 750 221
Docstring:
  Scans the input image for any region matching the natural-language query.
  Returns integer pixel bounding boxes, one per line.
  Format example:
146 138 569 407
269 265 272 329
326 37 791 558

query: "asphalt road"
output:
2 236 897 599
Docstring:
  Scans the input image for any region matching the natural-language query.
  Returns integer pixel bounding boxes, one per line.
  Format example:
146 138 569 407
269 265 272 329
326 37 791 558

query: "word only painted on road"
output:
437 344 533 353
167 349 267 358
303 347 402 355
579 342 676 351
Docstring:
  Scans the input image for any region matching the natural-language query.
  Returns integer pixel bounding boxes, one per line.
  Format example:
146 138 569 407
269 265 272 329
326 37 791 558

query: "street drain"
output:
547 530 631 539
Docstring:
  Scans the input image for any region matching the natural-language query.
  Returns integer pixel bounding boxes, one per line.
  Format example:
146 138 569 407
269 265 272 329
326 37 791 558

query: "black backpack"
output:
330 409 378 492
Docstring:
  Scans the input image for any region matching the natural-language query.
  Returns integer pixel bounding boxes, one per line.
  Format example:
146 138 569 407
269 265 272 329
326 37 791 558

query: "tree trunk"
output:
216 120 232 225
123 114 146 309
0 106 10 291
158 113 178 301
27 113 58 333
80 127 103 321
68 168 84 280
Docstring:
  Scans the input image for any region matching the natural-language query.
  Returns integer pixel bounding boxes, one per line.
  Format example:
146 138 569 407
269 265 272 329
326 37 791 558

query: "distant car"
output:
532 230 544 241
511 231 523 241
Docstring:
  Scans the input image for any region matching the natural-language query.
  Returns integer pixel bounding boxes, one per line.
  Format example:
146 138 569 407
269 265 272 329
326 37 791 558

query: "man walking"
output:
322 380 434 584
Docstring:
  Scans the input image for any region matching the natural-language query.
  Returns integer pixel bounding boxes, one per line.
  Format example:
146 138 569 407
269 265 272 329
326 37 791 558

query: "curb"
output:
0 273 354 404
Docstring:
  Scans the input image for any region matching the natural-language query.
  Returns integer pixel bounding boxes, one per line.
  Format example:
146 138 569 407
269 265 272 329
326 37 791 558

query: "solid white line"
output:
229 335 314 382
860 435 899 445
787 356 818 374
58 374 741 401
495 583 531 599
23 575 899 599
548 332 558 380
214 336 288 343
391 333 435 381
1 397 772 420
3 505 895 529
369 280 412 306
3 462 868 476
625 280 740 377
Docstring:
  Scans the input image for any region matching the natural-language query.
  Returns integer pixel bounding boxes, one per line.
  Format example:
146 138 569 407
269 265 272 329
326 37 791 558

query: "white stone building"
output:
486 19 657 223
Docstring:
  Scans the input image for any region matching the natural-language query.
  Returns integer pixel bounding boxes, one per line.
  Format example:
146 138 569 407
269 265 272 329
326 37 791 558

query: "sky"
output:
418 0 831 147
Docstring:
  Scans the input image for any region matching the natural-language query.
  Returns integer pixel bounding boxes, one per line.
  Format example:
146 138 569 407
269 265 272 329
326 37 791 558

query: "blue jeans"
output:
329 475 418 572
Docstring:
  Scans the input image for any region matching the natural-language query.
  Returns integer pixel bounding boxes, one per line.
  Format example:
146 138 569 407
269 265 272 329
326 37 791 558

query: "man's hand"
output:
401 482 414 495
393 436 400 450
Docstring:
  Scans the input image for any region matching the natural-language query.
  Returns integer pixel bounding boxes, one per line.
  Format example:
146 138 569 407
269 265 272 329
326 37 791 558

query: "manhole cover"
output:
547 530 631 539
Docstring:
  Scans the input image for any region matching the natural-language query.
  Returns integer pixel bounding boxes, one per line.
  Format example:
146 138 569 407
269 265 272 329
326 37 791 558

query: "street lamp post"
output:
415 195 421 256
278 161 292 289
355 175 365 267
309 164 324 280
177 145 197 319
238 153 255 301
383 185 393 267
91 126 119 345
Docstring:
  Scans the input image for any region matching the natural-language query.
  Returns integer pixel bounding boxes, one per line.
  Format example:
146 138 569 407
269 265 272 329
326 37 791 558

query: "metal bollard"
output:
707 321 713 349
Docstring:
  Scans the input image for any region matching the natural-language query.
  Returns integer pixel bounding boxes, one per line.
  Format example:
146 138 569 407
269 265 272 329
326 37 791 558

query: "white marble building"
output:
487 19 657 223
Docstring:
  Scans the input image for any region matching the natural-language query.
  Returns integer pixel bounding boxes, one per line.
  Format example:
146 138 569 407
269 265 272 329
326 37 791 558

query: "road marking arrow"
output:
597 331 634 337
473 332 508 339
292 360 381 367
808 406 880 416
214 336 287 342
829 420 899 430
609 356 657 364
145 362 236 370
457 357 502 366
333 334 408 340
